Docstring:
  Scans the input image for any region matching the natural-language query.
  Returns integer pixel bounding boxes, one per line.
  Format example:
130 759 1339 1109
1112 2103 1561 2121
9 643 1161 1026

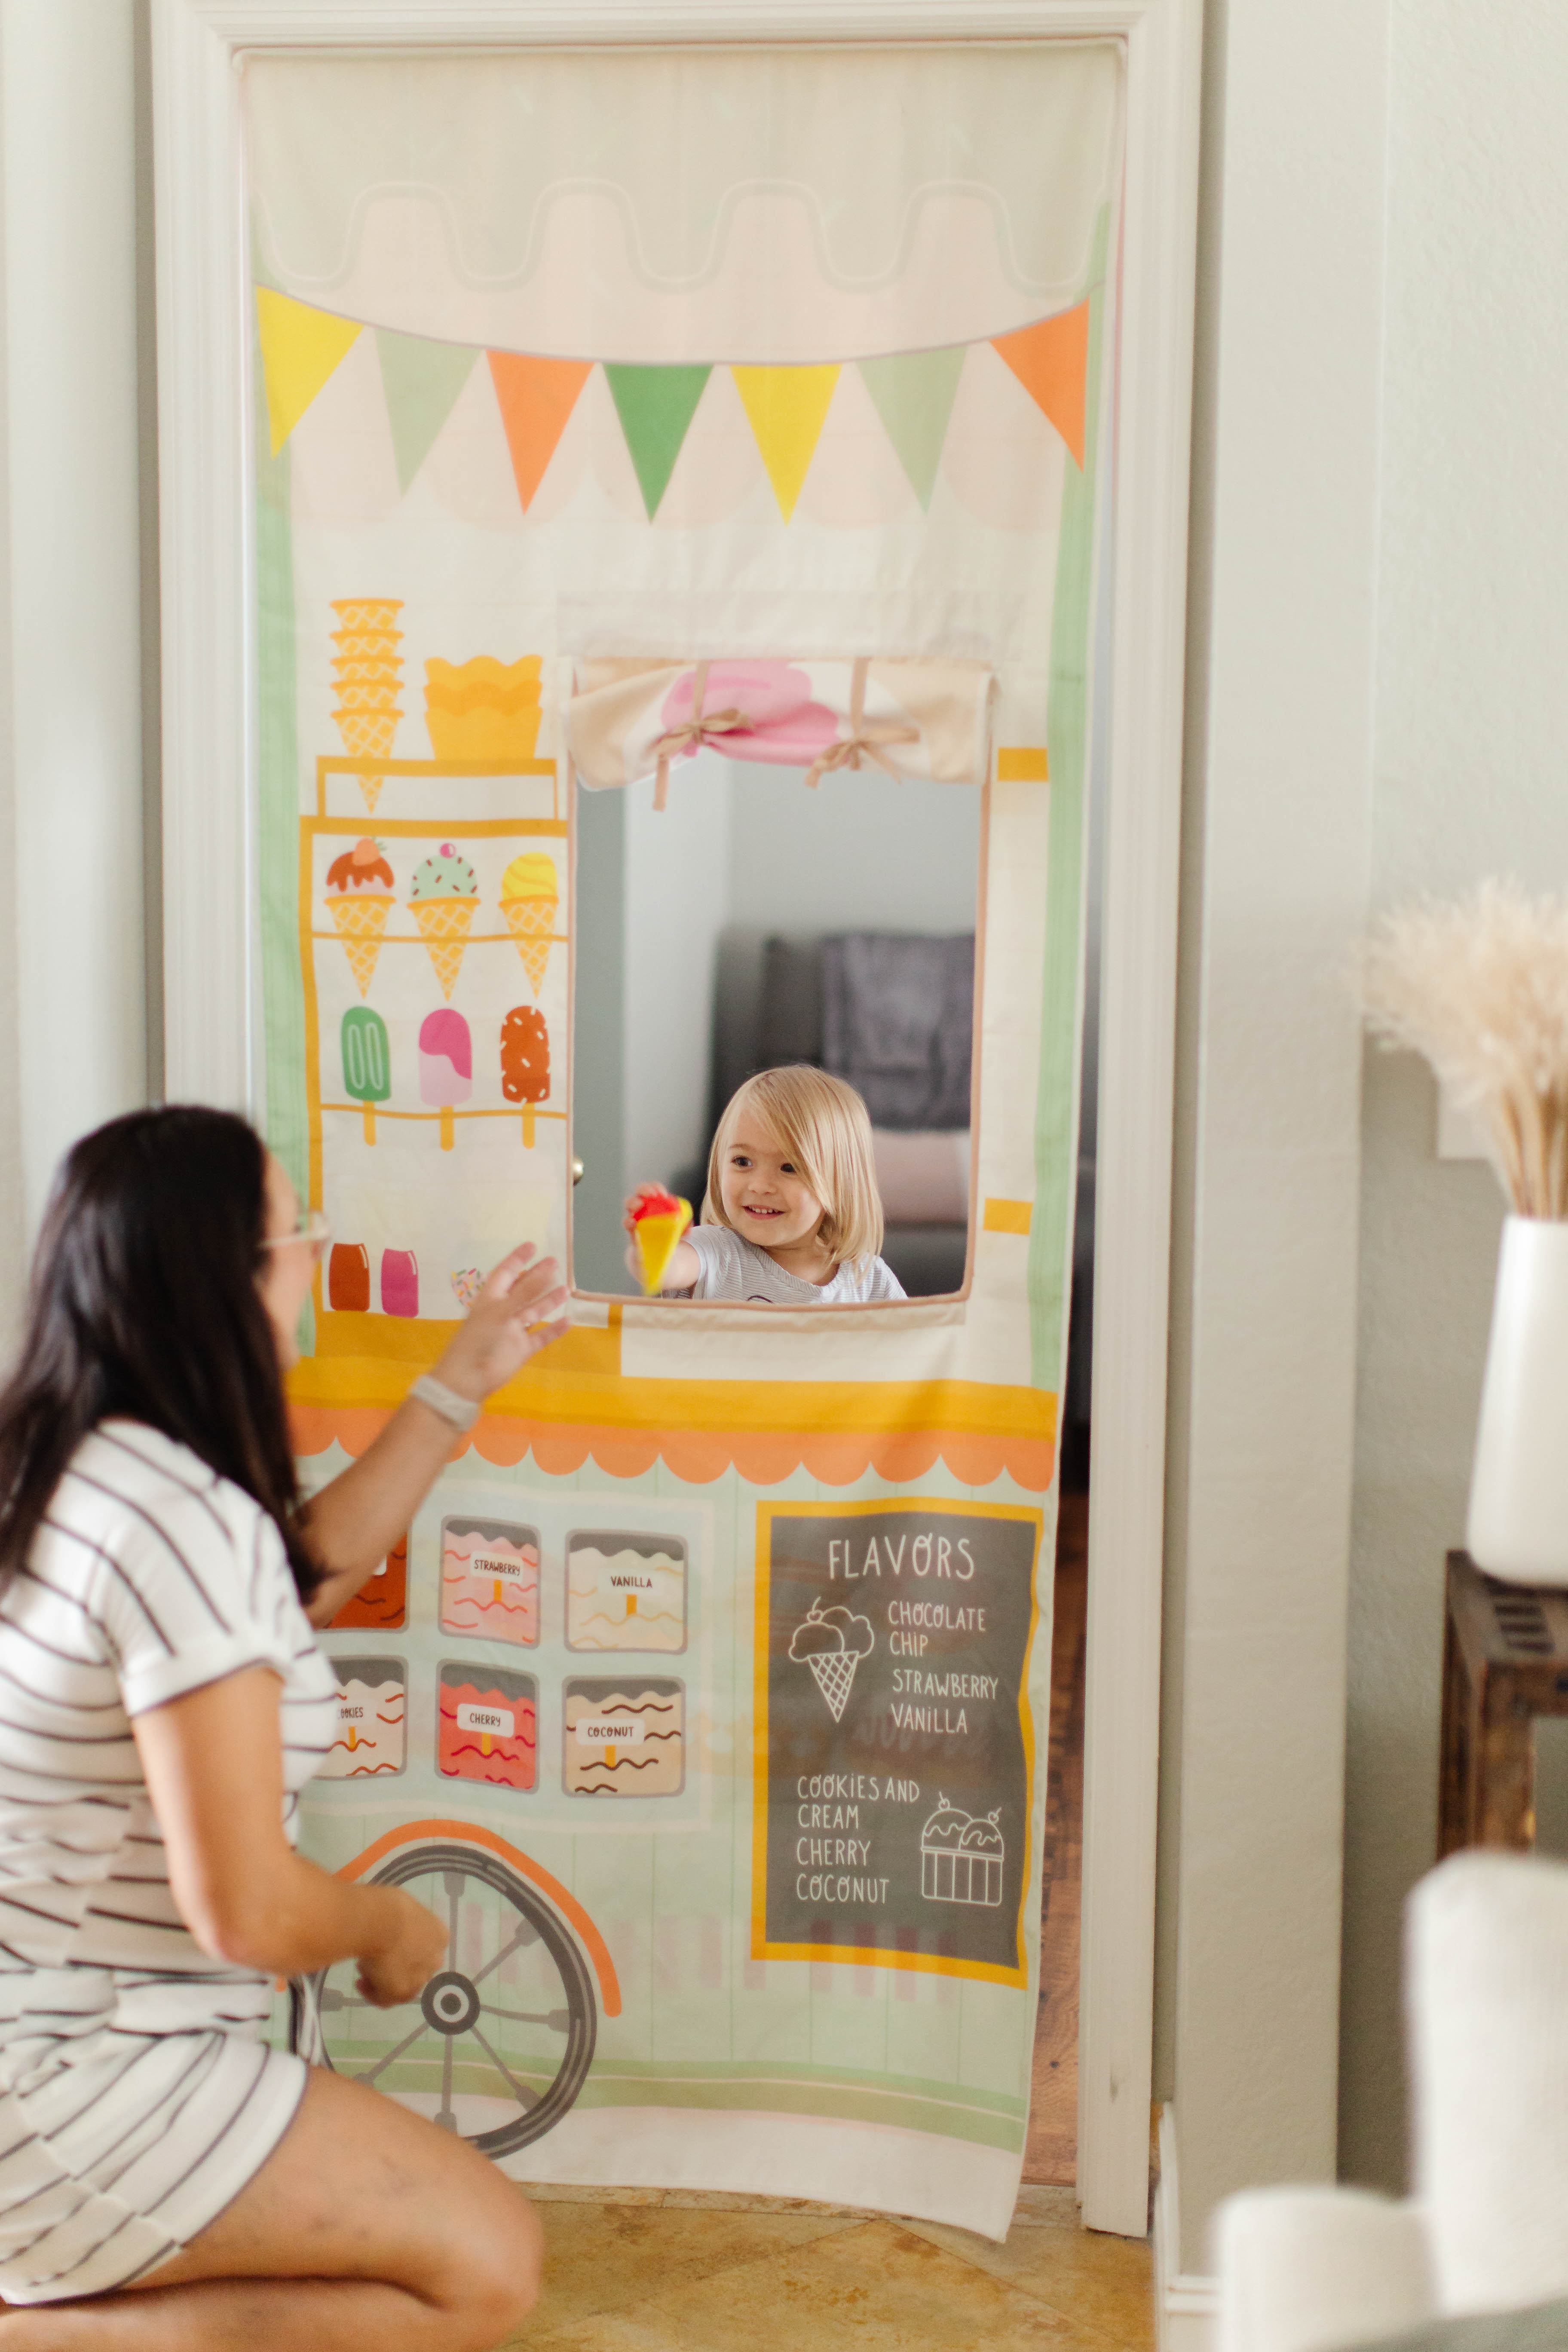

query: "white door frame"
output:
151 0 1200 2237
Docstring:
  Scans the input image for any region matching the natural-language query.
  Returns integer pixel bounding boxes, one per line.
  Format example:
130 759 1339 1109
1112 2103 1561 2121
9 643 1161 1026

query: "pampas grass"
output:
1363 882 1568 1219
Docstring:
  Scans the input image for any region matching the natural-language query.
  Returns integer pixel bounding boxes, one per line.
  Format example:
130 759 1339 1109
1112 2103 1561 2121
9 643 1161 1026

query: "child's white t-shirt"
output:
669 1224 907 1304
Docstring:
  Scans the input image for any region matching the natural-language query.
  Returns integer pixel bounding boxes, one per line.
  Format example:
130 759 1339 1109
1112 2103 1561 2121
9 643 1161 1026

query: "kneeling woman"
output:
0 1108 568 2349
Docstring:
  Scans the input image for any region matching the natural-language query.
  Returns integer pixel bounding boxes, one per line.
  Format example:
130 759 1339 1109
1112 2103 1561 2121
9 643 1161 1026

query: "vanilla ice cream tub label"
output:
755 1501 1043 1981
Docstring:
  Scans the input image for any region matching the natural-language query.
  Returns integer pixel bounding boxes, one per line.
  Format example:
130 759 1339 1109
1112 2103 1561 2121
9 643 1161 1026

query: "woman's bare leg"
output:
0 2068 540 2352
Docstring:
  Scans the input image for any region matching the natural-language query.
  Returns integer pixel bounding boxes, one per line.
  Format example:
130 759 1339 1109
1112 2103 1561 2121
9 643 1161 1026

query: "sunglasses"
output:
260 1207 332 1260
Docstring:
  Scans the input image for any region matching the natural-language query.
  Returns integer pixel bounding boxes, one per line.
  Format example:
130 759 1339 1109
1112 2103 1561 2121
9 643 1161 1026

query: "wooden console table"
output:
1439 1549 1568 1854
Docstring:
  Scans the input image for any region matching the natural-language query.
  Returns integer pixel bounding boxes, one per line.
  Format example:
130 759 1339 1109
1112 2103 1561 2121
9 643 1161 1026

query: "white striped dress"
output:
0 1419 336 2303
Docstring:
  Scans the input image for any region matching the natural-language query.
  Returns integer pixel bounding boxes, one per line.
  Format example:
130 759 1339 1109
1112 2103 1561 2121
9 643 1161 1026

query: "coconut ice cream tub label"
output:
754 1501 1043 1983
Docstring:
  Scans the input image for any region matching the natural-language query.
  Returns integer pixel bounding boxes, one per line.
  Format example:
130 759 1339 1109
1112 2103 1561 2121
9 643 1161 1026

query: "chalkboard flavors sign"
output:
752 1499 1044 1986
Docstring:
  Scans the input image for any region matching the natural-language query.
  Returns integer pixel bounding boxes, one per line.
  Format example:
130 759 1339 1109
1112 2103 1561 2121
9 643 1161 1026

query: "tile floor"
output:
502 2183 1153 2350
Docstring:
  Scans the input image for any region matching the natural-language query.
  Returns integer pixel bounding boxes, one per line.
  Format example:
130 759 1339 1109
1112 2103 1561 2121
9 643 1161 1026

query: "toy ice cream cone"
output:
807 1649 859 1723
325 838 395 994
499 852 559 996
631 1189 693 1293
407 844 479 1001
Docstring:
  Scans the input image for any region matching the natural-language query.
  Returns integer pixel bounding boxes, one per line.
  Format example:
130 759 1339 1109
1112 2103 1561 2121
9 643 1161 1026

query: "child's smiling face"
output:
719 1121 825 1253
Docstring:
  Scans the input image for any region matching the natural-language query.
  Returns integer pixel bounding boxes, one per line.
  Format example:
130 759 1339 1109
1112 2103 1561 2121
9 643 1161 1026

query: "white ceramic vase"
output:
1467 1215 1568 1585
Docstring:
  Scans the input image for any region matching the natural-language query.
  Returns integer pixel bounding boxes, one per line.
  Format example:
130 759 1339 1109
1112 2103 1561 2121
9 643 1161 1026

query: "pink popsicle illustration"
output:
419 1008 472 1149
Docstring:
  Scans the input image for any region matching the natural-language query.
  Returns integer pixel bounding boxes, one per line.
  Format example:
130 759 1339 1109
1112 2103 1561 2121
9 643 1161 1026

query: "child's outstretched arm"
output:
623 1182 700 1293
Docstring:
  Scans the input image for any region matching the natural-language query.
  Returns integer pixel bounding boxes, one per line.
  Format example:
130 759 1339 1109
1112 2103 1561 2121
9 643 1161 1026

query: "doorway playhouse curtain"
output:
244 43 1122 2239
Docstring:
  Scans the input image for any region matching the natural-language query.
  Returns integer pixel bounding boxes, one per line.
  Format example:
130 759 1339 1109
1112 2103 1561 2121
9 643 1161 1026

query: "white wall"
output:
1161 0 1387 2275
1340 0 1568 2193
0 0 148 1277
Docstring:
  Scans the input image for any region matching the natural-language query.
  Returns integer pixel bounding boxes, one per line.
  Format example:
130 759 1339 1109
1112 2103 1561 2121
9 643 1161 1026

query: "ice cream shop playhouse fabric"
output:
245 43 1121 2239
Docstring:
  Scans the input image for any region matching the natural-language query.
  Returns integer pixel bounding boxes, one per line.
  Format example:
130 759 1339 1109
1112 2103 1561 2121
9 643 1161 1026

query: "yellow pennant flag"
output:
731 364 839 521
256 288 361 456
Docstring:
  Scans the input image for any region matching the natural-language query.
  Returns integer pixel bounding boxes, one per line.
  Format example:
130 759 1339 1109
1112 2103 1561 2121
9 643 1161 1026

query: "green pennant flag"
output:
603 364 712 517
858 346 968 508
375 328 479 494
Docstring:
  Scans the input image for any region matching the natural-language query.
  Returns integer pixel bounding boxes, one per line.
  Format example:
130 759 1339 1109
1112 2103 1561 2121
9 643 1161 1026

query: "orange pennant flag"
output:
991 301 1090 469
488 351 593 510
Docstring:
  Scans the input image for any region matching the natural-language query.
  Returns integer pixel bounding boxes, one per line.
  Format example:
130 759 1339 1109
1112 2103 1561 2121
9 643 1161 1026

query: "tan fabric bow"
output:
647 661 748 809
802 657 919 791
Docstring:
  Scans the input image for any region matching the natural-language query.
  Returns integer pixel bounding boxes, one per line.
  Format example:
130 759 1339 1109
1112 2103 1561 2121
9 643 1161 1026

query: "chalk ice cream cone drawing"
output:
440 1516 539 1647
567 1531 686 1653
500 1004 550 1145
340 1006 390 1142
438 1663 537 1789
408 844 478 999
789 1602 876 1723
330 599 403 808
920 1797 1005 1908
498 852 559 996
631 1188 693 1293
425 655 542 764
320 1657 406 1780
564 1679 684 1795
325 838 395 993
418 1008 472 1148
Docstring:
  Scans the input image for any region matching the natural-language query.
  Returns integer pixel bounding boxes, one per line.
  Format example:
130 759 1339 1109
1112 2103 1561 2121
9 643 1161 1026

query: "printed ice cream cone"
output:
407 844 479 1000
325 838 395 994
499 852 559 997
631 1189 693 1293
807 1649 859 1723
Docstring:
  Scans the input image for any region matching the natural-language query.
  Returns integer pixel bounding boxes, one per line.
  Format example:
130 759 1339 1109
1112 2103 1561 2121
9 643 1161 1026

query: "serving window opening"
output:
571 743 984 1303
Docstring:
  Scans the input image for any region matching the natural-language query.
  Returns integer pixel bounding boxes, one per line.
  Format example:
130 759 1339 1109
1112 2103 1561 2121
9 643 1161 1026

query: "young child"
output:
624 1065 906 1303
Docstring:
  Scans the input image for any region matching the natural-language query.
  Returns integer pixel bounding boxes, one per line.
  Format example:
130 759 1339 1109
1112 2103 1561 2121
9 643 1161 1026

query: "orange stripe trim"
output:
335 1816 622 2016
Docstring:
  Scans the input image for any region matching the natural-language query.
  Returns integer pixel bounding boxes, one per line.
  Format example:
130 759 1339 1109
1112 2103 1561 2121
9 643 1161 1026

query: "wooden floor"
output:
1023 1488 1087 2187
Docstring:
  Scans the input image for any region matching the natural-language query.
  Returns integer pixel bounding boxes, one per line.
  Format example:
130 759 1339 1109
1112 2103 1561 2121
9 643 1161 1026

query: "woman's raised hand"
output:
432 1243 570 1404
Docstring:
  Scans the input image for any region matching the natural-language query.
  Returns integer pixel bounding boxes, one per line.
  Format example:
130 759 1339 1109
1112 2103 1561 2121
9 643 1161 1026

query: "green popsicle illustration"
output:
341 1005 390 1143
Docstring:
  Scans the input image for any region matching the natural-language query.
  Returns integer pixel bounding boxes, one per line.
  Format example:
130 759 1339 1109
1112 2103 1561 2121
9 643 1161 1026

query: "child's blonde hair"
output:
703 1066 883 1269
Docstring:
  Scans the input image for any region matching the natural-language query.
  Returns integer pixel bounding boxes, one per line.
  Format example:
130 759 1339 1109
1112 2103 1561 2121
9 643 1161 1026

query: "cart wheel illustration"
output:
303 1839 597 2155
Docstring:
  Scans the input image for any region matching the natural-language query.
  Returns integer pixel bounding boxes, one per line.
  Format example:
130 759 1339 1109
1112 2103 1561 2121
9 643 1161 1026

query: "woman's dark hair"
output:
0 1106 321 1599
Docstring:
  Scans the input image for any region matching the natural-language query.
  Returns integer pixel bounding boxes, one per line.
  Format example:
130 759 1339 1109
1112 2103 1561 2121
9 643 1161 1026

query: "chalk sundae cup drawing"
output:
408 843 479 1000
789 1602 875 1723
320 1656 406 1779
499 852 558 997
325 837 396 994
920 1797 1005 1908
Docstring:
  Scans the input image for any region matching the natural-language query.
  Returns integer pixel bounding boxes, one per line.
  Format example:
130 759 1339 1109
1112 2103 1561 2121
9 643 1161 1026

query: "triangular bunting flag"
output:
603 364 712 518
857 347 967 508
487 352 592 510
375 329 479 494
731 365 840 522
255 288 361 456
991 301 1090 468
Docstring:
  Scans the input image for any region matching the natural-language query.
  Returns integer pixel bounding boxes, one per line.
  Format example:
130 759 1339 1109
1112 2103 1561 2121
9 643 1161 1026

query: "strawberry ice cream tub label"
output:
440 1516 540 1646
753 1501 1042 1983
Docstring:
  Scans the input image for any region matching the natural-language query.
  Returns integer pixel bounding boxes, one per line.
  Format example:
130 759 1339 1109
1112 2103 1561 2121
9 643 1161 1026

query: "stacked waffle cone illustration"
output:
331 599 404 812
